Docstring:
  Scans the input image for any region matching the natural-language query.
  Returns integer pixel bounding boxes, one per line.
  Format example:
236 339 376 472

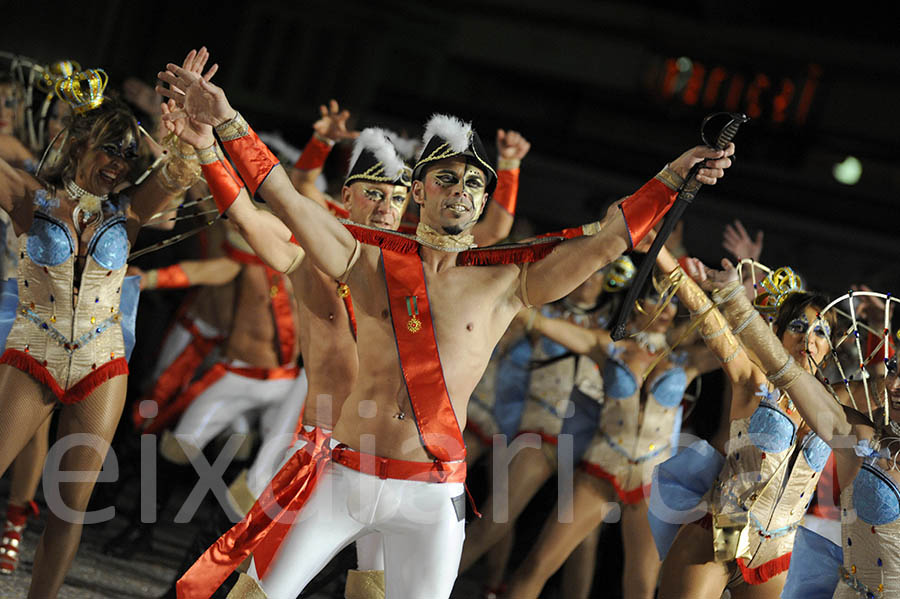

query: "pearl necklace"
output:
65 179 106 235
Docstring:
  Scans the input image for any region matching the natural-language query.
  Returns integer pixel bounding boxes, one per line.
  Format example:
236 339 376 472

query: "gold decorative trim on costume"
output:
227 469 257 517
227 573 268 599
582 220 602 236
160 134 201 193
654 165 685 191
344 569 386 599
415 222 475 252
159 430 191 466
196 142 223 165
497 157 521 170
345 162 391 184
215 112 250 142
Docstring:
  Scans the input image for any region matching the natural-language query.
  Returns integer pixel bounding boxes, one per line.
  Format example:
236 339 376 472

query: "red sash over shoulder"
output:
381 250 466 462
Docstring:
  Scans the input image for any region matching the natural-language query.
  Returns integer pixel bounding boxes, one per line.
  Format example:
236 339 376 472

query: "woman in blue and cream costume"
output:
505 247 716 599
698 261 900 598
0 58 201 597
651 255 835 599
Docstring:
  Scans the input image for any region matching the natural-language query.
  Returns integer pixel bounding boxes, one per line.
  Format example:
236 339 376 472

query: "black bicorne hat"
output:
345 127 412 188
412 114 497 194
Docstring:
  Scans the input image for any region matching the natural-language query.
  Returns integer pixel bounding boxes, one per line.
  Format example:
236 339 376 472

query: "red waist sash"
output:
176 427 332 599
332 443 466 484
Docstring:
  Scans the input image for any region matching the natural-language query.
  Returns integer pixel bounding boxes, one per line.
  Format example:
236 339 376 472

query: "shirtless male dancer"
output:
156 56 733 599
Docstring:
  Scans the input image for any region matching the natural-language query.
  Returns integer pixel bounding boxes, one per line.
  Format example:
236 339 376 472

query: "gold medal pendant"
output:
407 315 422 333
405 296 421 334
337 283 350 298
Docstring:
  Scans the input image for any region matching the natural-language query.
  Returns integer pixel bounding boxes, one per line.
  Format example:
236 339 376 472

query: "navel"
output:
466 323 474 331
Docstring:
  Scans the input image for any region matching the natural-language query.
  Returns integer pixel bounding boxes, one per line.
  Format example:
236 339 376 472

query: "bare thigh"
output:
620 501 662 599
657 522 730 599
0 365 56 476
730 571 788 599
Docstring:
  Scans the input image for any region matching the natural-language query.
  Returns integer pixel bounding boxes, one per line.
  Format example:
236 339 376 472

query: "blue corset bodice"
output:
746 388 830 469
853 461 900 526
26 192 129 271
602 349 686 408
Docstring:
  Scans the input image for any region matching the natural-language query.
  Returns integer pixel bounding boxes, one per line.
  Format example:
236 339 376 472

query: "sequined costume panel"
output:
1 192 130 402
581 350 686 504
710 402 828 580
834 460 900 598
517 304 605 444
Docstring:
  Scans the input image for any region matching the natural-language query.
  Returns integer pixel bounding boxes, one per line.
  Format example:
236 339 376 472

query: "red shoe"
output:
0 502 38 575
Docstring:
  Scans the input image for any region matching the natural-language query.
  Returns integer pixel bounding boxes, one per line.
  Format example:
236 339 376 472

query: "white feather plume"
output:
348 127 406 181
419 114 472 158
384 129 421 162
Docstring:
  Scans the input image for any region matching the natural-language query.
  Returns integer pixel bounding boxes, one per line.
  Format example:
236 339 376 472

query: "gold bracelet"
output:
196 143 222 165
711 281 744 306
582 221 602 236
654 164 685 191
215 111 249 142
145 270 158 290
768 355 803 389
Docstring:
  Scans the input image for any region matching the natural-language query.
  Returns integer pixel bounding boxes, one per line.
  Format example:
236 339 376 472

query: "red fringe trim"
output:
737 552 792 585
0 349 128 404
580 461 649 504
345 224 420 254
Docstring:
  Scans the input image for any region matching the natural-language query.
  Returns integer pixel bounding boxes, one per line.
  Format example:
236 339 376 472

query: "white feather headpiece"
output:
384 129 421 162
418 114 472 159
347 127 407 182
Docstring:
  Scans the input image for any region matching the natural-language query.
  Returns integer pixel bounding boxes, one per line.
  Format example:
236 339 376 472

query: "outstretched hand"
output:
683 257 739 293
156 47 231 129
722 219 763 262
497 129 531 162
668 142 735 186
313 99 358 142
157 48 219 148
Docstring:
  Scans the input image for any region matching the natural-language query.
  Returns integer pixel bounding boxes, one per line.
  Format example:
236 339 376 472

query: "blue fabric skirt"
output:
648 438 724 560
781 525 841 599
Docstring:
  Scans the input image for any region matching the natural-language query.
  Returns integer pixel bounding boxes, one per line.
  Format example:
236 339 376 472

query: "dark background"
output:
4 0 899 295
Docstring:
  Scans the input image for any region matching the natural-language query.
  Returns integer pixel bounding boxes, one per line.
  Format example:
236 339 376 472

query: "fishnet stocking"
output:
28 374 128 599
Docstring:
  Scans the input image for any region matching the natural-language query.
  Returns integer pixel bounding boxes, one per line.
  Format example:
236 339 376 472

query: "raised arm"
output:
157 61 357 279
520 144 734 308
0 155 40 233
287 99 357 211
656 246 757 389
700 259 854 449
524 309 609 362
472 129 530 246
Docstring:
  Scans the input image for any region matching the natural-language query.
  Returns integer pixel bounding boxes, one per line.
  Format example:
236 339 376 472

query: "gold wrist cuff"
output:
215 111 250 142
145 270 158 290
655 165 685 191
582 220 602 236
313 131 336 146
197 143 223 165
497 158 521 170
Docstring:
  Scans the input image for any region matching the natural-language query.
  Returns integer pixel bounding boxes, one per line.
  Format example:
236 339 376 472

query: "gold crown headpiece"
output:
603 256 636 293
54 68 108 116
753 266 803 314
37 60 82 94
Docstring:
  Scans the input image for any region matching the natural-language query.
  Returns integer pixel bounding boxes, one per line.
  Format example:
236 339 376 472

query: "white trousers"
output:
172 362 304 453
248 459 465 599
150 317 222 382
245 371 308 497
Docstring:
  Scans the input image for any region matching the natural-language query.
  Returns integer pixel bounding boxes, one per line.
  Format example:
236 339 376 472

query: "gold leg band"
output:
344 569 386 599
227 573 268 599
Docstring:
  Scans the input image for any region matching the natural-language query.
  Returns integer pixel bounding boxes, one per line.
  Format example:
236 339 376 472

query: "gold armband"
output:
519 262 533 308
582 221 602 236
145 269 158 290
215 111 249 142
716 280 799 385
282 245 305 275
654 164 685 191
674 268 742 363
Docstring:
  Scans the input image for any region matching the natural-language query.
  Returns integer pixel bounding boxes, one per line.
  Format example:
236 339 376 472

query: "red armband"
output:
201 159 244 215
619 177 678 249
492 168 519 215
293 134 334 171
216 113 280 196
154 264 191 289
